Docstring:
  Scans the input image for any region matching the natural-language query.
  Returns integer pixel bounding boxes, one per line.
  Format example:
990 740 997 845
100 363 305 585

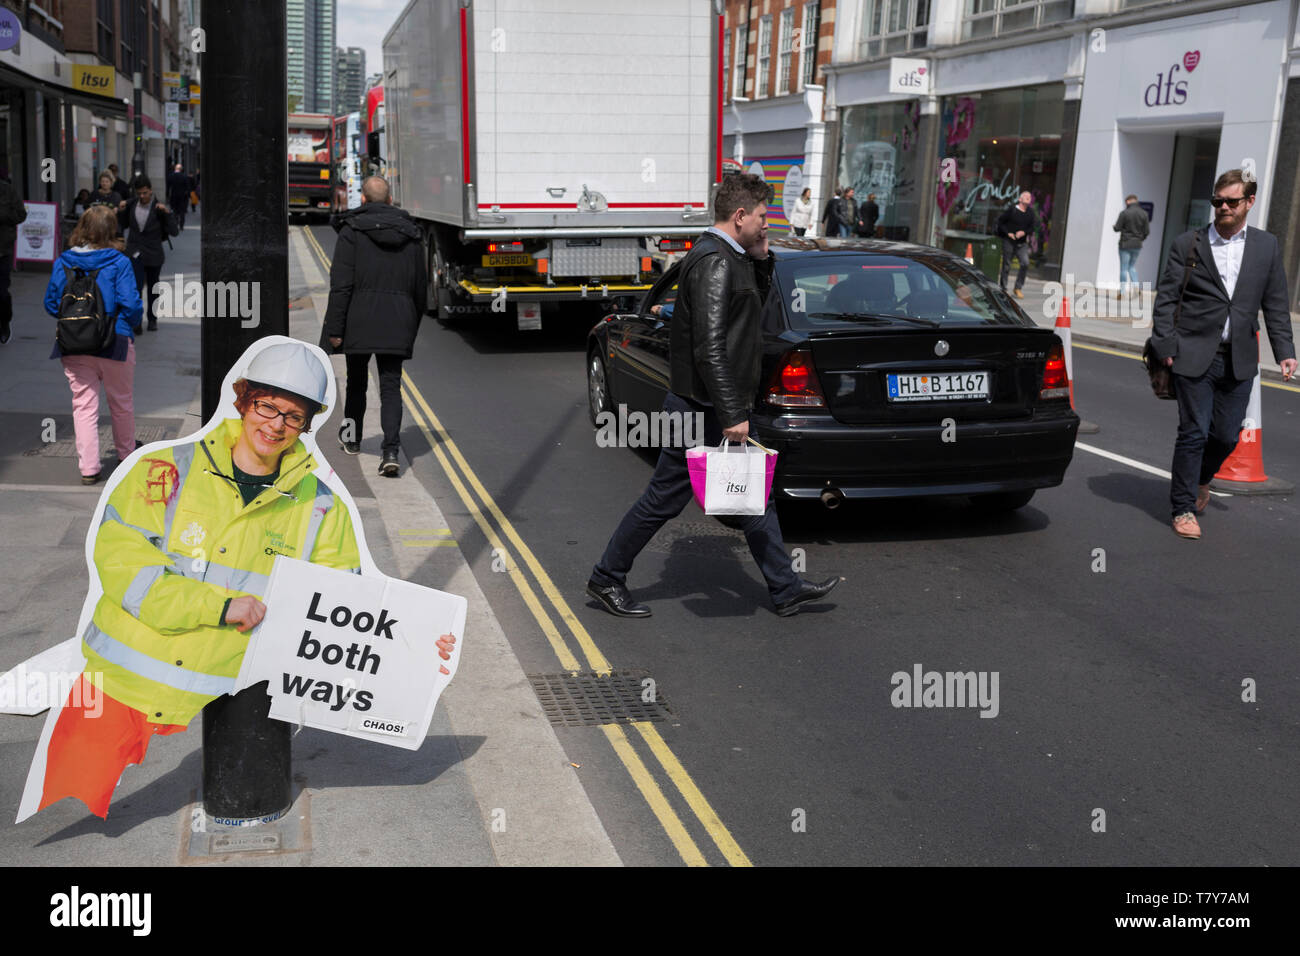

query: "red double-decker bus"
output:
363 86 385 180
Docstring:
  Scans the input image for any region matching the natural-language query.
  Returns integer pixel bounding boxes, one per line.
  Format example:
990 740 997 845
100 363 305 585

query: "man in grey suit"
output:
1150 168 1297 539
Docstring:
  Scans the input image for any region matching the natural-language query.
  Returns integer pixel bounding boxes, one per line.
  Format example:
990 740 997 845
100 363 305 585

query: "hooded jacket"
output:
321 202 428 358
84 417 362 725
45 246 144 356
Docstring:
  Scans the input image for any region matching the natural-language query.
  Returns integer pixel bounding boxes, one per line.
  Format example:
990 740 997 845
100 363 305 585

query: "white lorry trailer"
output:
382 0 723 328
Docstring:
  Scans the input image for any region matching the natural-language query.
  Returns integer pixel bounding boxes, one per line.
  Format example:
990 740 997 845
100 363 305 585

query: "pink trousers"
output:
61 342 136 477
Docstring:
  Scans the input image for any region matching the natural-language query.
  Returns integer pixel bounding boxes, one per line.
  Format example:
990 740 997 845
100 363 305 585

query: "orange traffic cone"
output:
1054 296 1099 433
963 242 974 264
1212 336 1293 494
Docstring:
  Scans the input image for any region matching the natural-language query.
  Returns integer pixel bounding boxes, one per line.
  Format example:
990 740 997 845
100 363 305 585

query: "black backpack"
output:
56 267 115 355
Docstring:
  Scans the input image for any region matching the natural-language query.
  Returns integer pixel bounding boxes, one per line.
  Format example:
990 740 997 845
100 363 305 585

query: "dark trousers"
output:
590 392 802 604
344 352 405 454
1000 239 1030 291
1170 350 1253 516
132 260 162 327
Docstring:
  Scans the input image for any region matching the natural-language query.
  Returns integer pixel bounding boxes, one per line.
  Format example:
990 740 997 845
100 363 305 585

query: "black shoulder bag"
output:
1143 234 1199 400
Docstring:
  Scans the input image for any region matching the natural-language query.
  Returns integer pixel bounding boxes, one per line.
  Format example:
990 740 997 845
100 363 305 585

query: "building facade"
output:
824 0 1300 297
288 0 334 115
722 0 837 234
336 44 364 116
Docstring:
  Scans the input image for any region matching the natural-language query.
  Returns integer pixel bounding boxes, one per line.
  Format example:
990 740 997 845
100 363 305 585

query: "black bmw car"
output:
586 237 1079 511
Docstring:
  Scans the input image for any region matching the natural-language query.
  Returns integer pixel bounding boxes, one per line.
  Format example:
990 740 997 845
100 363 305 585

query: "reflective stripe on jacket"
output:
84 418 361 725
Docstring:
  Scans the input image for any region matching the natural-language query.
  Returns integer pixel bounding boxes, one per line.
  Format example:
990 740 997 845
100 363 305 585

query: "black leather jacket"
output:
668 232 775 428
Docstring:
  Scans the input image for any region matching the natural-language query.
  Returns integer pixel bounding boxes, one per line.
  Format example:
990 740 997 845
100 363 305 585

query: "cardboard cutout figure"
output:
8 337 462 822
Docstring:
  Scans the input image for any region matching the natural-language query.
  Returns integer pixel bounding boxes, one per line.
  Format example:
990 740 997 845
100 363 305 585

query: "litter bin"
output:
943 234 1001 283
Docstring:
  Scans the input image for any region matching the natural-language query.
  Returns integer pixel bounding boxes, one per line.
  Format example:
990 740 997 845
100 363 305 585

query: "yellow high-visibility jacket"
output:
85 418 362 725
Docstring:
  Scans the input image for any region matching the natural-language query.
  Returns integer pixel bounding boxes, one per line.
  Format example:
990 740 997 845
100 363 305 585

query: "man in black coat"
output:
322 176 427 476
586 173 839 619
116 176 176 332
108 165 132 203
166 163 191 231
0 165 26 345
858 193 880 238
1150 168 1297 539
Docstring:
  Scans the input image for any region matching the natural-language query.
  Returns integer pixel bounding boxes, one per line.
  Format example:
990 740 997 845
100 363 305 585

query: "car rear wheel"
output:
588 348 613 426
969 489 1035 512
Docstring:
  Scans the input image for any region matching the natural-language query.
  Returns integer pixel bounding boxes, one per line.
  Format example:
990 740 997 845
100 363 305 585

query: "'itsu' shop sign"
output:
234 558 466 749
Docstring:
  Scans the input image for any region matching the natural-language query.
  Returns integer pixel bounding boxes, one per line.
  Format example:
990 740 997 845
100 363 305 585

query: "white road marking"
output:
1076 441 1230 496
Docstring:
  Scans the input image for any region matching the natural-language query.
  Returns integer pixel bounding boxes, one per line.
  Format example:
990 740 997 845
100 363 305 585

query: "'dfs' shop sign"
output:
234 558 466 749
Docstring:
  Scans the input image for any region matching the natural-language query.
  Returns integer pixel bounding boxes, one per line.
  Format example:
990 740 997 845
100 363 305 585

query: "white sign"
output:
164 102 180 138
888 57 931 95
781 164 803 223
234 557 466 750
15 201 58 263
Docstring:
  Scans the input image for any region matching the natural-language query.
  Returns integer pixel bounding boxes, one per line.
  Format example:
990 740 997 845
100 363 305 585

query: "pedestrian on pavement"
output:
0 163 26 346
840 187 858 238
1150 168 1297 540
107 164 131 203
190 169 200 212
166 163 191 231
586 172 840 619
1113 193 1149 298
71 189 92 218
44 205 143 484
90 171 120 211
789 187 813 237
321 175 427 477
117 175 177 333
821 186 844 239
858 192 880 238
996 191 1038 299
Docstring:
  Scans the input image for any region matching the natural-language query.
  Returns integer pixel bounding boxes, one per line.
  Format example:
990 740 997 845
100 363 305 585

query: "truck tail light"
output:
536 258 549 274
640 257 652 273
767 349 826 408
487 241 524 253
658 239 693 252
1039 341 1070 400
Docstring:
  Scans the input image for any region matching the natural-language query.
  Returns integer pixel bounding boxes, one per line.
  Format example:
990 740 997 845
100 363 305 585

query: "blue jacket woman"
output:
45 205 144 484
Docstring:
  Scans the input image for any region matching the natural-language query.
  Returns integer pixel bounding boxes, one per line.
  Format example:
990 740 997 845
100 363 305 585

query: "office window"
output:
723 29 730 98
96 0 115 63
733 23 747 98
756 15 772 98
777 8 795 96
859 0 931 60
799 2 820 90
963 0 1071 40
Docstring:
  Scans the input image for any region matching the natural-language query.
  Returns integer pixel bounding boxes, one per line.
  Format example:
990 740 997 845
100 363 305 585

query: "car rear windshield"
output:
777 254 1030 331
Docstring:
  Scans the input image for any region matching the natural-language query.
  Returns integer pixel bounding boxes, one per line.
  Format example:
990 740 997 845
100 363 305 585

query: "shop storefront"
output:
1061 0 1290 289
934 83 1065 274
837 98 922 240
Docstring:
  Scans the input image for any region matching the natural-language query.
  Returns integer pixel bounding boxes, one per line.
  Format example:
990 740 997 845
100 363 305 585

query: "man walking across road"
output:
996 191 1037 299
1113 193 1149 298
1149 168 1296 539
586 173 839 618
322 175 427 477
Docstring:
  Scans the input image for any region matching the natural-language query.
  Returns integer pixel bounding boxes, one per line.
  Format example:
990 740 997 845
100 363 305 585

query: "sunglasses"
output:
1210 196 1247 209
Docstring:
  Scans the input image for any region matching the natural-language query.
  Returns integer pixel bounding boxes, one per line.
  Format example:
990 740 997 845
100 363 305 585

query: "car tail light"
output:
658 238 693 252
488 241 524 253
767 349 826 408
1039 341 1070 400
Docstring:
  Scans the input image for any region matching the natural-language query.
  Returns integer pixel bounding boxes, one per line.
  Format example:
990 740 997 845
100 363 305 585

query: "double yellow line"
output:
300 226 751 867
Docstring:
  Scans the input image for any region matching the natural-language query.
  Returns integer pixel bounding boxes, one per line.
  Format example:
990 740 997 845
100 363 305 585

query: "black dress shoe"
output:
773 576 840 617
586 579 651 618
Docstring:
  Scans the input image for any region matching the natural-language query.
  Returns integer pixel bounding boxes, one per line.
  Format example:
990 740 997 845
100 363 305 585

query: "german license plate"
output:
887 371 989 402
482 253 533 267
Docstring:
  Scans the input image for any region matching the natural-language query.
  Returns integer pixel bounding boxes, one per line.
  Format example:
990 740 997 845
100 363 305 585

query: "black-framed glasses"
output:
250 400 307 430
1210 196 1247 209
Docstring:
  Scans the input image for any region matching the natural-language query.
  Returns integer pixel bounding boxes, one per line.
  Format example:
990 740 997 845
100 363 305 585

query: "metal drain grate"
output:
643 519 748 559
529 670 673 727
24 424 174 458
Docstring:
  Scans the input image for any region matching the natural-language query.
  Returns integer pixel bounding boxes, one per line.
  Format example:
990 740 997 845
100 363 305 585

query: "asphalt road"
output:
312 224 1300 866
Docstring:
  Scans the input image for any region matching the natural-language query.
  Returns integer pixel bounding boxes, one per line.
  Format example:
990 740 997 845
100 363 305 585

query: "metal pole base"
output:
201 681 292 822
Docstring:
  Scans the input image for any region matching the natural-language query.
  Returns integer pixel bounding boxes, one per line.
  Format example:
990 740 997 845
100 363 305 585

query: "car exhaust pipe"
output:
820 488 845 510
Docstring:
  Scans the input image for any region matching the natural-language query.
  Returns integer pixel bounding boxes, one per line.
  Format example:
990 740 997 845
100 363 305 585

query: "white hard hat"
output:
243 342 330 411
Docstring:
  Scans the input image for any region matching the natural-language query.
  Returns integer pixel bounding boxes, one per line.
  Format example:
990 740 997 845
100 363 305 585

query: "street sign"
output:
189 83 201 105
234 557 465 750
165 102 180 138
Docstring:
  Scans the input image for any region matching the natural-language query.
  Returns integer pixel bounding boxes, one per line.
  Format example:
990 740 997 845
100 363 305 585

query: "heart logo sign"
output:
1183 50 1200 72
917 67 926 75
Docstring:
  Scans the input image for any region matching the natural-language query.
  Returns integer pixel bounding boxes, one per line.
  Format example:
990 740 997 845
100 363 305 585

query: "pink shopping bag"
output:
686 438 778 515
